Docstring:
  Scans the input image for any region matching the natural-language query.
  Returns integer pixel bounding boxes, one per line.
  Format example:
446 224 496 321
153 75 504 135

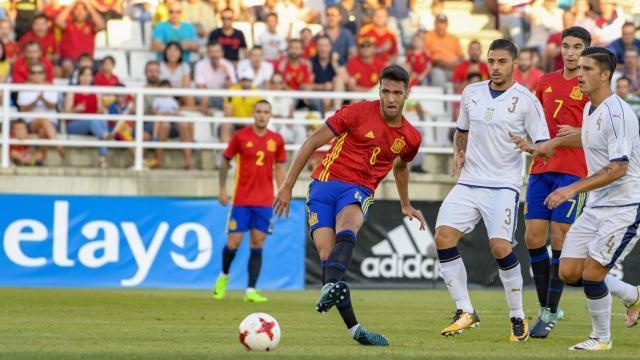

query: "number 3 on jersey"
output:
255 151 265 166
369 147 381 165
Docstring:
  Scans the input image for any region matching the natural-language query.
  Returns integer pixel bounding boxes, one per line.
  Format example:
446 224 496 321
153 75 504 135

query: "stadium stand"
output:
0 0 638 173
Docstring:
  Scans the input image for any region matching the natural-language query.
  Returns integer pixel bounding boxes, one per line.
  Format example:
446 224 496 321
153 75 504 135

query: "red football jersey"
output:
11 57 54 83
3 40 17 60
60 20 96 60
279 60 312 90
312 101 422 193
406 50 431 86
223 127 287 207
19 32 58 57
358 25 397 64
531 70 588 178
94 72 120 86
346 56 385 89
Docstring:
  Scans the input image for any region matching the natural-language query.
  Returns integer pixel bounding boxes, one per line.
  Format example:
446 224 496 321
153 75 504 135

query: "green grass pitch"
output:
1 288 638 359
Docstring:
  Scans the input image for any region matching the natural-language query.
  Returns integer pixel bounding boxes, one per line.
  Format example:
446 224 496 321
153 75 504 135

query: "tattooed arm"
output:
544 160 629 209
451 130 468 177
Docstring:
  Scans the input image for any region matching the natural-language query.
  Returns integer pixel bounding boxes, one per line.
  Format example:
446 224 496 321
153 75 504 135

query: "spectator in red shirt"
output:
301 27 317 61
346 36 385 92
12 41 54 83
513 47 545 92
94 55 119 86
451 40 489 93
43 0 66 41
405 32 431 87
277 39 312 91
56 0 105 78
19 13 59 67
64 66 111 168
0 19 18 62
357 7 397 65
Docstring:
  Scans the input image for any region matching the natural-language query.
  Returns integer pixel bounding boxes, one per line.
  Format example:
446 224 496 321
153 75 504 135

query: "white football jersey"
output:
581 94 640 207
457 80 550 191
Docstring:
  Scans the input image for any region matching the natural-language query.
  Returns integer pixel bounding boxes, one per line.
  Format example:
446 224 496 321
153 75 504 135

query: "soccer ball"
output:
238 312 281 351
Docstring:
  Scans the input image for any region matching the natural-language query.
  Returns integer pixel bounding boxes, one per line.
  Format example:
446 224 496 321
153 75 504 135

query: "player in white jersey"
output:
434 39 550 342
526 47 640 351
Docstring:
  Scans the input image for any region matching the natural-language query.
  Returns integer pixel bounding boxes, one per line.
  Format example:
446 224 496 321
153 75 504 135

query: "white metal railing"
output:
1 84 464 171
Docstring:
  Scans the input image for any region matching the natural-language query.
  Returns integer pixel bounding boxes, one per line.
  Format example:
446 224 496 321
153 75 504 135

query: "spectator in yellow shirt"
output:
221 66 263 142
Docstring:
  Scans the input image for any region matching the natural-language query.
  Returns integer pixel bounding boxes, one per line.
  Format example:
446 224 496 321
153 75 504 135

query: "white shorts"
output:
561 205 640 268
436 184 520 242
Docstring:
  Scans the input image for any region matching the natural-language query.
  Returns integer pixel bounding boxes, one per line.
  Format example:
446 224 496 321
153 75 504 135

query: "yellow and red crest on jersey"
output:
569 86 583 100
391 137 406 154
308 212 318 226
267 139 276 152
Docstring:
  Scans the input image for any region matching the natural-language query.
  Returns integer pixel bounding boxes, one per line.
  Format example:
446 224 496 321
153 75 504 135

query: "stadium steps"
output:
38 135 216 170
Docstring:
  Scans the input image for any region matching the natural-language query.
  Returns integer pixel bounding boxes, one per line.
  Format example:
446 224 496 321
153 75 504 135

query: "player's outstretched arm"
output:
393 158 426 230
451 130 468 177
545 160 628 209
273 125 336 219
219 158 230 206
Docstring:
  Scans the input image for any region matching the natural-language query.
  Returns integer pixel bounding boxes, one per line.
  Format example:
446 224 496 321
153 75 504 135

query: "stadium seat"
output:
129 51 157 81
95 30 108 49
411 86 450 146
180 110 215 143
93 49 130 80
107 18 145 50
143 21 152 46
289 21 323 39
253 21 290 42
233 21 254 50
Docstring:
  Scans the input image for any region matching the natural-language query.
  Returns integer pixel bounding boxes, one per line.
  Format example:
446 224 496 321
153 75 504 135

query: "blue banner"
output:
0 195 306 290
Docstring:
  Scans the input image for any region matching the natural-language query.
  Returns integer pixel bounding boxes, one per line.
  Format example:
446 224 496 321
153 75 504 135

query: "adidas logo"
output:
365 131 375 139
544 86 552 93
361 214 441 279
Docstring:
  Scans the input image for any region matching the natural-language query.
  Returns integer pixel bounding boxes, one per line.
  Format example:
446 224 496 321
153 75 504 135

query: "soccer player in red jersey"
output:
273 65 425 346
523 26 591 338
212 100 286 303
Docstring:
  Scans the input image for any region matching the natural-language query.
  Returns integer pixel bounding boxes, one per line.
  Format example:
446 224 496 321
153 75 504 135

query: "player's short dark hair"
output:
380 64 409 89
561 26 592 47
254 99 272 110
488 39 517 59
581 46 616 82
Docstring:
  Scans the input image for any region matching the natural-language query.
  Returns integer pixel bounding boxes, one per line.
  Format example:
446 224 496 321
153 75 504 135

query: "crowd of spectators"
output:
0 0 639 171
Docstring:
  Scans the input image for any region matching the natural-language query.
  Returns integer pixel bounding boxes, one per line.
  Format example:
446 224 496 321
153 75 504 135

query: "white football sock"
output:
499 264 525 319
440 257 474 313
348 324 360 337
605 275 638 307
587 292 612 343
